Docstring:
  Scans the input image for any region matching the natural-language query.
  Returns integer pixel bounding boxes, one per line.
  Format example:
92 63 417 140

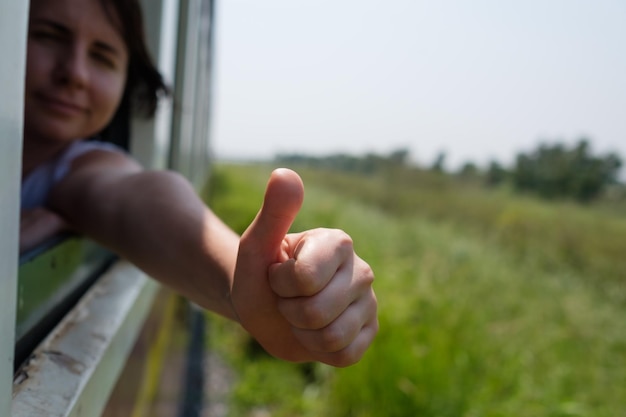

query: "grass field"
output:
202 163 626 417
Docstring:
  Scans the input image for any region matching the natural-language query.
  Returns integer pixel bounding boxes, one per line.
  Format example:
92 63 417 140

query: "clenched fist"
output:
231 169 378 367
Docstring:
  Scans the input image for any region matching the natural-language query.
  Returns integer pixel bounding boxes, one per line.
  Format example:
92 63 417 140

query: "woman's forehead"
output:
30 0 127 50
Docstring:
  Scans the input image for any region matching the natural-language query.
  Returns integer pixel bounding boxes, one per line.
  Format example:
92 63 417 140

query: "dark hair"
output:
100 0 169 118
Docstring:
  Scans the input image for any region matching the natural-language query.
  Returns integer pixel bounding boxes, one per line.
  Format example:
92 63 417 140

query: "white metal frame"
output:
0 1 29 415
170 0 215 186
12 264 158 417
131 0 180 169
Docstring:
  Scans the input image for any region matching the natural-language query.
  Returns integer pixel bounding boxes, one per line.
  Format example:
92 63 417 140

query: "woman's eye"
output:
91 52 116 69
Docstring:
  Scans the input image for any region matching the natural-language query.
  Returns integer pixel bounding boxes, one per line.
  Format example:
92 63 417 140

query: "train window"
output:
15 43 134 363
14 5 132 369
11 0 217 414
15 44 133 368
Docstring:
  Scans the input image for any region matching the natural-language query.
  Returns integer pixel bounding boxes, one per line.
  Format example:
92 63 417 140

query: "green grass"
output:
203 163 626 417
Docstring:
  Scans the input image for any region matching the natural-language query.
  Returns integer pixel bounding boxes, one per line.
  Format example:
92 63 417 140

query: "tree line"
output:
275 139 623 203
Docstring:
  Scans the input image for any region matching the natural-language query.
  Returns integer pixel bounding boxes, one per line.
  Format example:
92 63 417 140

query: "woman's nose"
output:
53 45 89 89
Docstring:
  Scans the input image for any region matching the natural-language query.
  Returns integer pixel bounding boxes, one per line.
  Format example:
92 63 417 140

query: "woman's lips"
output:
37 93 87 117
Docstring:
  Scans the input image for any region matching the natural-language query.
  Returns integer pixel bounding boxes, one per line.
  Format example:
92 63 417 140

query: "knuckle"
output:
318 323 348 352
334 229 354 252
298 299 329 329
356 259 375 285
326 326 376 367
326 347 361 368
293 261 323 295
364 266 375 285
319 228 353 250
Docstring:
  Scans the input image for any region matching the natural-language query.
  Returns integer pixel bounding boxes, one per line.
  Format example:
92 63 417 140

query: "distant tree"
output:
485 160 508 187
275 151 400 175
511 139 622 202
457 161 480 179
388 148 410 166
431 152 447 173
362 153 383 174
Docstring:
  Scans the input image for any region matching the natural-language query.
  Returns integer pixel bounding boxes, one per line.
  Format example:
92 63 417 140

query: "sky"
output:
211 0 626 172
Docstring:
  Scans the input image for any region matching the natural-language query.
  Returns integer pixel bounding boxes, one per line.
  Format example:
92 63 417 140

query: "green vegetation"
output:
203 162 626 417
512 140 622 202
276 139 624 203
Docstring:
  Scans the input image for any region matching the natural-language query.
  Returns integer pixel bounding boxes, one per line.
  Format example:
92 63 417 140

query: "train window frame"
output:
0 1 29 414
13 0 135 363
10 0 178 400
13 1 138 371
12 0 181 366
10 0 217 414
14 65 127 370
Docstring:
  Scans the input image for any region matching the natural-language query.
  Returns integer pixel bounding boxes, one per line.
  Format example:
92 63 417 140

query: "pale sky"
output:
211 0 626 172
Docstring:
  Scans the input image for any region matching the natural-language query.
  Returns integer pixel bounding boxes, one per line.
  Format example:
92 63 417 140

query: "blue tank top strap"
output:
21 140 125 210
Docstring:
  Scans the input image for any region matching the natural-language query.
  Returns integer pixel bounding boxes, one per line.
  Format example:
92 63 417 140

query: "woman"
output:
20 0 378 366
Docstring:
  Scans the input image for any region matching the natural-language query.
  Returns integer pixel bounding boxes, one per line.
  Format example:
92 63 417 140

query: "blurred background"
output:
212 0 625 176
202 2 626 416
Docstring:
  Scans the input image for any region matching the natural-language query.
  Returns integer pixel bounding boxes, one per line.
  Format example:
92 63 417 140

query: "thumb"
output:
233 169 311 362
240 168 304 263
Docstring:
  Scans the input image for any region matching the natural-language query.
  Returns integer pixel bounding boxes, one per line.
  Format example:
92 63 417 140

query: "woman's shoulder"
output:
60 140 125 164
21 140 129 210
52 140 128 183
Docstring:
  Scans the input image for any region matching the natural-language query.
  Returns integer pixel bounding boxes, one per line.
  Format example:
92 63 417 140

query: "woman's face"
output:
24 0 129 145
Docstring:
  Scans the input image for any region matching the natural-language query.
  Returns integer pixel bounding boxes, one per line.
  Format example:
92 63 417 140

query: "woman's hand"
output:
231 169 378 367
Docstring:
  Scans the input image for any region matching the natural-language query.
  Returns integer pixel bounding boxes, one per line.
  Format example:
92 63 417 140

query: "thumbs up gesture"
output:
231 169 378 367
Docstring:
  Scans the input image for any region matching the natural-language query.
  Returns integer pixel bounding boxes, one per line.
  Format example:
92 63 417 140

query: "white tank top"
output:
21 140 124 210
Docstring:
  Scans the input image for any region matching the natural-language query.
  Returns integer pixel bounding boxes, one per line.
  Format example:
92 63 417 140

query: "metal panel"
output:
0 0 29 415
12 261 159 417
190 0 215 187
131 0 181 170
170 0 202 177
169 0 215 188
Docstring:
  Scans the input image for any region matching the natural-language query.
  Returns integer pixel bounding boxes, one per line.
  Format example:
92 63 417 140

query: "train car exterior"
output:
1 0 216 415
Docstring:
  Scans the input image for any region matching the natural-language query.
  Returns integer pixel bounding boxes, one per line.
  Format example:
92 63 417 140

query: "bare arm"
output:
49 151 240 319
50 152 378 366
